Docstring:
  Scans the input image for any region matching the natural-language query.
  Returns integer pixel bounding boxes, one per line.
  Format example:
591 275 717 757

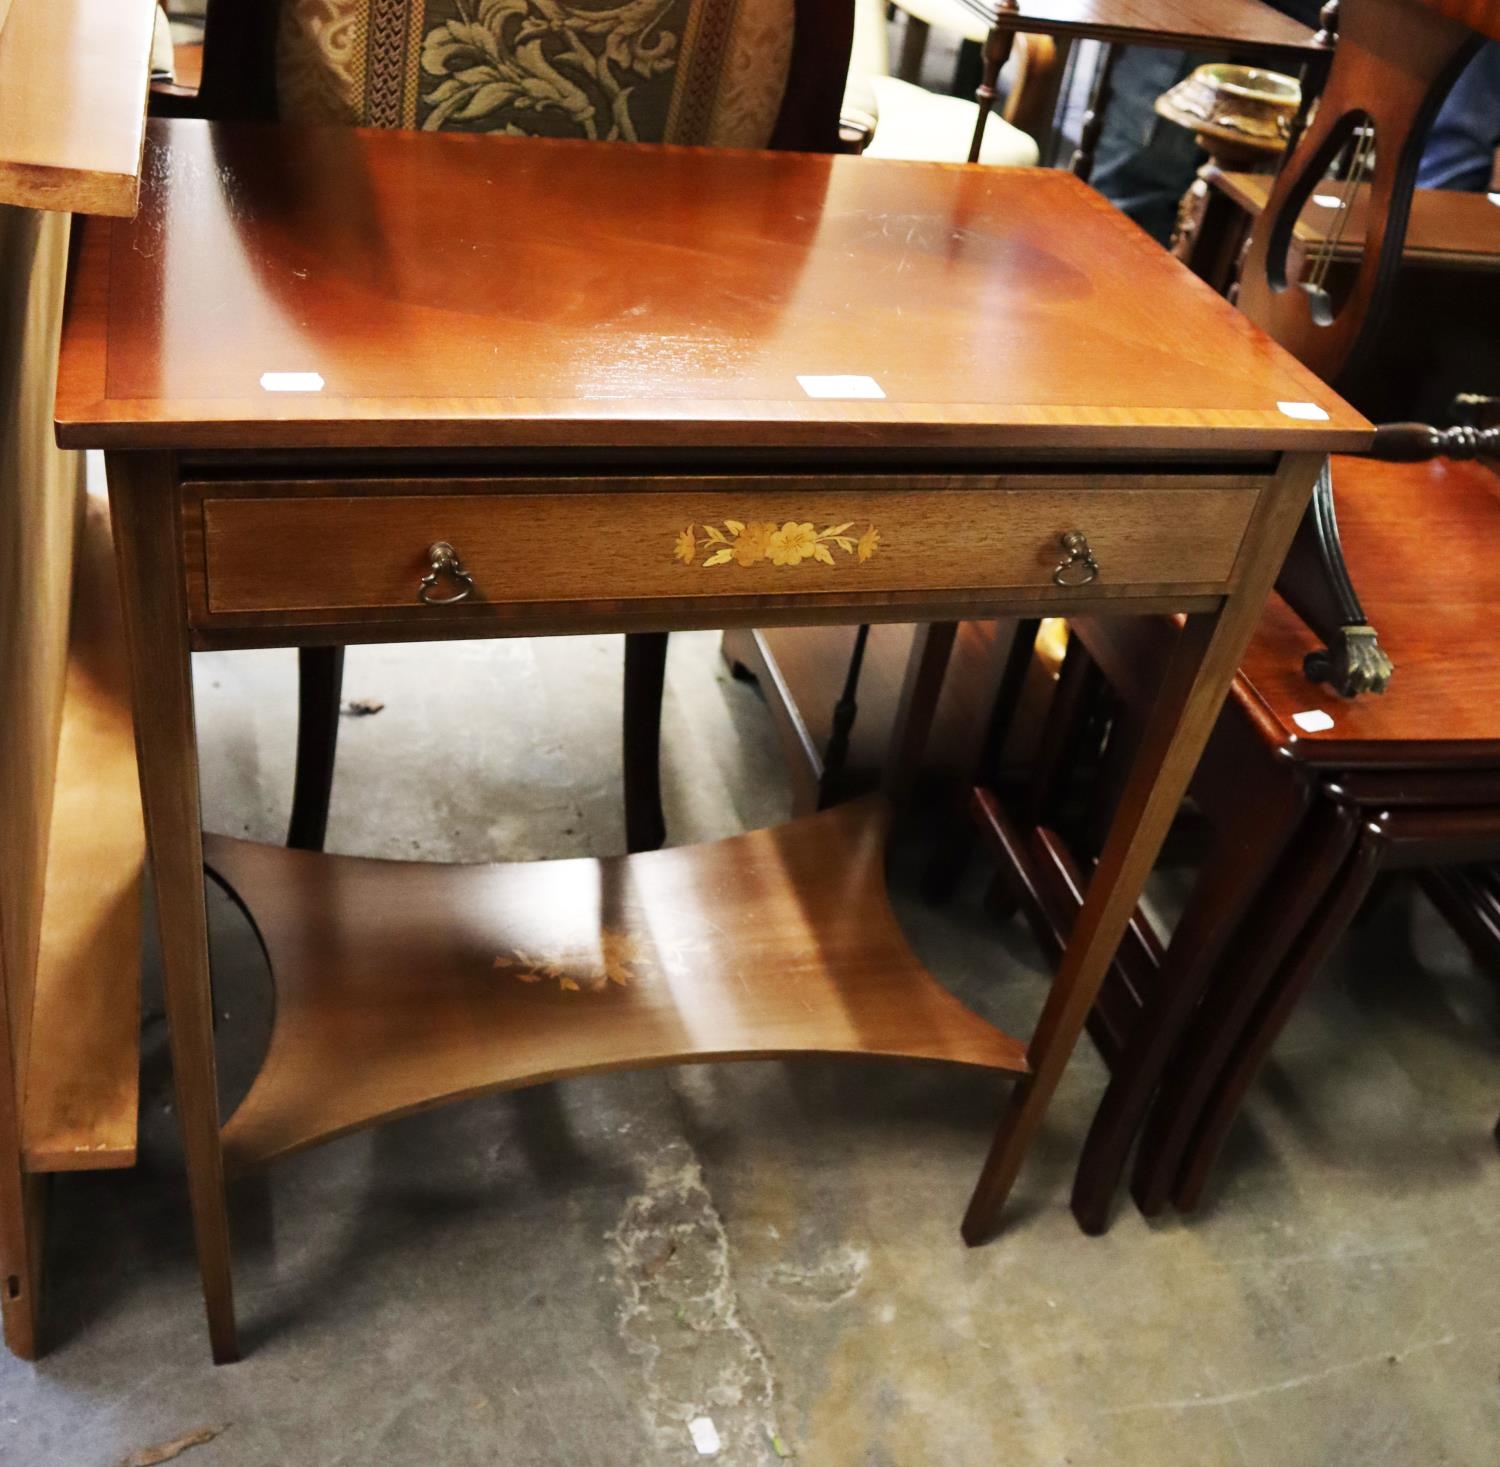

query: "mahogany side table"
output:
55 118 1367 1361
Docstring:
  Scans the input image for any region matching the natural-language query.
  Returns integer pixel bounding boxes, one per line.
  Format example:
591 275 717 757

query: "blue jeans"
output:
1417 42 1500 192
1091 15 1495 245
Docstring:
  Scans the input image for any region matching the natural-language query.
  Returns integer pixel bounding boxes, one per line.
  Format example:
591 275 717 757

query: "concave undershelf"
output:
206 799 1028 1170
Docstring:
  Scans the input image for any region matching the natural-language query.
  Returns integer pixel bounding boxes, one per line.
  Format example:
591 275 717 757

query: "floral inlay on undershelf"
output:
674 520 880 568
493 932 644 993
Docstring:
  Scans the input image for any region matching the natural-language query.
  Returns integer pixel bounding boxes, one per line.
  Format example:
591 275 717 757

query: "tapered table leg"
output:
108 452 239 1364
962 453 1322 1243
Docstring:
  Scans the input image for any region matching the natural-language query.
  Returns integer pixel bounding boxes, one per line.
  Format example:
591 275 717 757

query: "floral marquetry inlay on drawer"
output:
674 519 881 569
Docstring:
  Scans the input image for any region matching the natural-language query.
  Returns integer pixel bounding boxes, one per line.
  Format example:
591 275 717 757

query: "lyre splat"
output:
1238 0 1495 695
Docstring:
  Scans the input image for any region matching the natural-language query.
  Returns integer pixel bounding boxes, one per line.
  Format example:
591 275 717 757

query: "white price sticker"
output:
796 374 885 400
1277 401 1330 422
689 1417 721 1456
260 371 326 393
1292 709 1335 734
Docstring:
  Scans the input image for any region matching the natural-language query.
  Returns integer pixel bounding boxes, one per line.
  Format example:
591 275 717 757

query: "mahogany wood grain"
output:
0 0 157 216
1238 458 1500 765
191 478 1262 617
960 451 1323 1242
22 491 142 1174
955 0 1322 56
1124 458 1500 1214
208 800 1027 1169
993 453 1500 1232
55 120 1369 456
107 451 238 1364
72 114 1372 1354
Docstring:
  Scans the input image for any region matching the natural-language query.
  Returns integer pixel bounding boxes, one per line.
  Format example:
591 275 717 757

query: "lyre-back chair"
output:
157 0 857 854
1237 0 1491 695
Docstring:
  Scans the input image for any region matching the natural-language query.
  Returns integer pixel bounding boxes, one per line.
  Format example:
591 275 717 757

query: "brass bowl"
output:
1155 63 1302 155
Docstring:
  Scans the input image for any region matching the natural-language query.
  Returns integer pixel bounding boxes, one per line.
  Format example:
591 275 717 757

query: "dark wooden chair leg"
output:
821 624 871 801
1420 865 1500 980
623 631 669 854
922 617 1041 905
287 645 345 853
1028 630 1103 828
1069 42 1119 182
1123 794 1359 1220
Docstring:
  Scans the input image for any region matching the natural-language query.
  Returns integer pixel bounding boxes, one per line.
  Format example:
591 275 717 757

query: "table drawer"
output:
191 477 1261 619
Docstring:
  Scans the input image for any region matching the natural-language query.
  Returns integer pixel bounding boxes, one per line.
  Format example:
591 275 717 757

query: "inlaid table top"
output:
55 118 1367 457
952 0 1322 56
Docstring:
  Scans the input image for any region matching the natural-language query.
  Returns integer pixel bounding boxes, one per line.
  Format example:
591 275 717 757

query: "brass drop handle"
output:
1052 530 1099 587
418 541 475 605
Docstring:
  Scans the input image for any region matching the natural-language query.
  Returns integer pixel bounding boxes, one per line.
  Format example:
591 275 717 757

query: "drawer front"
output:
193 479 1260 618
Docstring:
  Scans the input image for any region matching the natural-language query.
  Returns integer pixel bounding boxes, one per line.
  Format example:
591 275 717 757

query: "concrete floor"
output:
3 630 1499 1467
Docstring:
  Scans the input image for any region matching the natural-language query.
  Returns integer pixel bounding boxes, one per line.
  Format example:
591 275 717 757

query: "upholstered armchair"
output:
844 0 1040 163
155 0 858 855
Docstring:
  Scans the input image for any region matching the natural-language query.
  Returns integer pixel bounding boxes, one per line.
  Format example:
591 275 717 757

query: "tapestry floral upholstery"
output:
277 0 794 147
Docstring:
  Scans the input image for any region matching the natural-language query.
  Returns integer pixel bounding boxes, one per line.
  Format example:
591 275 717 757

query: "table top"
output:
55 118 1369 457
1212 171 1500 272
0 0 157 216
1242 456 1500 762
954 0 1322 56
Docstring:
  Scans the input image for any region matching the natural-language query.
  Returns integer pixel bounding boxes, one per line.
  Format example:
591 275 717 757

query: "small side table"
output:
56 120 1367 1362
957 0 1331 173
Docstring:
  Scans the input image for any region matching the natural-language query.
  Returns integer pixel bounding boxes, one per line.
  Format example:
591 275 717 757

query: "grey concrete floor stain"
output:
607 1139 780 1462
2 631 1499 1466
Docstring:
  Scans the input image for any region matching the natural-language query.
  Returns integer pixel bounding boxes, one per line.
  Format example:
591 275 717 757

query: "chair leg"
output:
1069 43 1119 182
962 607 1270 1244
287 645 345 853
623 632 668 854
922 617 1041 905
896 15 930 84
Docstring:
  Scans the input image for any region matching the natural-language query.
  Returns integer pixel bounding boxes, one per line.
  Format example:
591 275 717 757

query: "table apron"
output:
180 471 1266 643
